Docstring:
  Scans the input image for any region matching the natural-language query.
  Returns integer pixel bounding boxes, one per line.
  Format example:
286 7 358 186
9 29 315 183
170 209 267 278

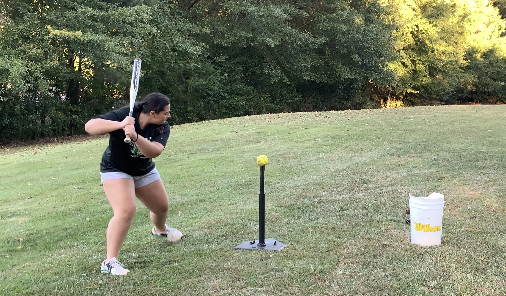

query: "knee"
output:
153 201 168 216
114 205 136 221
160 202 168 214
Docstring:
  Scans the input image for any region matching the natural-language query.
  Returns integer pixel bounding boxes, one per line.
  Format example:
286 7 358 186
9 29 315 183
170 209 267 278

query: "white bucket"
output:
409 193 444 246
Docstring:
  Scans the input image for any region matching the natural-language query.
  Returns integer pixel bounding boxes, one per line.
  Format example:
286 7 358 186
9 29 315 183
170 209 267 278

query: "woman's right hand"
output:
121 116 135 128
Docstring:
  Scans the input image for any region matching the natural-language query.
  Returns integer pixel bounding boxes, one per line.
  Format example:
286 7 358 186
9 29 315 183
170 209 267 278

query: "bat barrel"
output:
124 58 142 144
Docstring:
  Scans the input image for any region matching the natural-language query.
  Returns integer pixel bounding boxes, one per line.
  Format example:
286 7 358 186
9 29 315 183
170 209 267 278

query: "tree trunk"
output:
178 0 201 10
66 52 80 105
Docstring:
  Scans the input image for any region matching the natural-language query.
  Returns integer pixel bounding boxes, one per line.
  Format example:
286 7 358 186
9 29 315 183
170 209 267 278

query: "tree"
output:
0 0 157 141
386 0 506 104
9 0 506 142
187 0 396 114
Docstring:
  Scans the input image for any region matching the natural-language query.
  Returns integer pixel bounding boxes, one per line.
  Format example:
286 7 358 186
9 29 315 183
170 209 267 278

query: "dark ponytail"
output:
137 93 170 114
133 102 145 113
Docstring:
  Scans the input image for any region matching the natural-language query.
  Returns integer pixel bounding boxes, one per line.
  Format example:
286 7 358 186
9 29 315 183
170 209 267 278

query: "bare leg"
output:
103 178 136 261
135 179 169 232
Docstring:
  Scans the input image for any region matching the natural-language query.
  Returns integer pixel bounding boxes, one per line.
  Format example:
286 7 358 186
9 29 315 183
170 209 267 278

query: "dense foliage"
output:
386 0 506 105
1 0 505 142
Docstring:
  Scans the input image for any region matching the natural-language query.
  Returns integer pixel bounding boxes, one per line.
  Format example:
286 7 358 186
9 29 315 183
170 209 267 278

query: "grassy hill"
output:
1 105 505 295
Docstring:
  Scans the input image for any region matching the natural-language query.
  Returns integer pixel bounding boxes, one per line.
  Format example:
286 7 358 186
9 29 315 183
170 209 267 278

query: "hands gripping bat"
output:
124 58 142 143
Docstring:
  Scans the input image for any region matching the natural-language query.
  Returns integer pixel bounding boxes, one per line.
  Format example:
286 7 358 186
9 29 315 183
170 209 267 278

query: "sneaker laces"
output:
108 257 123 267
106 257 129 274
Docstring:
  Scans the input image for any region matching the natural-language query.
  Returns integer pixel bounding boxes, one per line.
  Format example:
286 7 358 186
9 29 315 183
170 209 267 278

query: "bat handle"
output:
124 111 134 143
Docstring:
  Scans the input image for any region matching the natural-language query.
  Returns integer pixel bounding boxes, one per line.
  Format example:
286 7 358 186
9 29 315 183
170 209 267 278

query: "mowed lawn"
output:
1 105 505 295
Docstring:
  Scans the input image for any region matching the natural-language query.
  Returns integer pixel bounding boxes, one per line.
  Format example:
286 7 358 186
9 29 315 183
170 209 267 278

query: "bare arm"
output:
122 124 164 158
86 116 165 158
133 134 165 158
85 117 134 135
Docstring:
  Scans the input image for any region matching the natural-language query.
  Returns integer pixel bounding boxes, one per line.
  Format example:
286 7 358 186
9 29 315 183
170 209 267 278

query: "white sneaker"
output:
152 224 183 243
101 257 129 275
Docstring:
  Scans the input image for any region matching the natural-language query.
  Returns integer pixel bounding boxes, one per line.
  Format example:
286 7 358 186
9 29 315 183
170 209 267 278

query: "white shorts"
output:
100 168 161 188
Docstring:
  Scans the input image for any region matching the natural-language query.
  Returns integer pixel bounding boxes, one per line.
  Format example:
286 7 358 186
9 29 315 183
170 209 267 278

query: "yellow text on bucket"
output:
414 223 441 232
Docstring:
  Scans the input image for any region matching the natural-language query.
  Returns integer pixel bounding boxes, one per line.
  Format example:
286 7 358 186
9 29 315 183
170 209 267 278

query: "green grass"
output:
1 105 506 295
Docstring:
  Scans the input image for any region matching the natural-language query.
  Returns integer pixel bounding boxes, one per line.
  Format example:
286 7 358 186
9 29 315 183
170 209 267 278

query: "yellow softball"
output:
257 155 269 166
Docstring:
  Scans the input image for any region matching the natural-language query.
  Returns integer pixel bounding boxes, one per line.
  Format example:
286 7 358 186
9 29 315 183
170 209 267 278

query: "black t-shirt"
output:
94 109 170 176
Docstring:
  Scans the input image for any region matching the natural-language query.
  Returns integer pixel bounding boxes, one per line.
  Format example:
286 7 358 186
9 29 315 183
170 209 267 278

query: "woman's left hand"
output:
123 124 137 141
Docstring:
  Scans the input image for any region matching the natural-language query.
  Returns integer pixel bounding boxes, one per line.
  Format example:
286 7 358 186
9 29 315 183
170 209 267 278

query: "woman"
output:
85 92 182 275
